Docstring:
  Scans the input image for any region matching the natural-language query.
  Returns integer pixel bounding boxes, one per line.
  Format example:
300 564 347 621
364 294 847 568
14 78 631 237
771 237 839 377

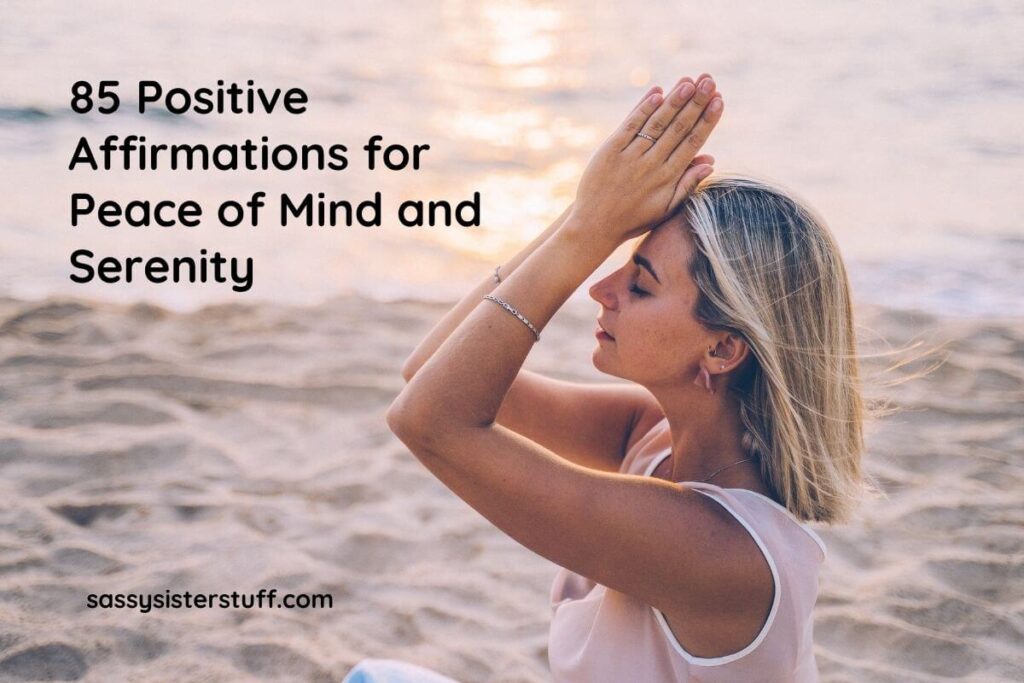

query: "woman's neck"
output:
653 386 773 496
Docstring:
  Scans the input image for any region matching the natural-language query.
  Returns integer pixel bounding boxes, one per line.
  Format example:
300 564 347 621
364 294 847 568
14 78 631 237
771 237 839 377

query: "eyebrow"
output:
632 253 661 285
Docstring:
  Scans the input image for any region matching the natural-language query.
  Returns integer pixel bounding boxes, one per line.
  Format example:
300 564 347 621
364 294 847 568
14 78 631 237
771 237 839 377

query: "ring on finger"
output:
635 132 658 142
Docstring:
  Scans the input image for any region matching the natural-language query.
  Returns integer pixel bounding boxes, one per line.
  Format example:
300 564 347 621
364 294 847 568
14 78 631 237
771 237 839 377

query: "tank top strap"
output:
650 479 786 666
680 481 784 569
638 448 828 561
683 480 828 562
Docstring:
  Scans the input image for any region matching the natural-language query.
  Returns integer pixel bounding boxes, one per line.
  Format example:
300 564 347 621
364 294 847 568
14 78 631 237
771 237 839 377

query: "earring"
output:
709 345 726 372
692 365 714 394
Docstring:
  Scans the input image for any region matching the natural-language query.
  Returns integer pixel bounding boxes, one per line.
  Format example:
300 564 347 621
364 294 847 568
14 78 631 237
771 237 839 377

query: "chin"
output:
591 349 619 377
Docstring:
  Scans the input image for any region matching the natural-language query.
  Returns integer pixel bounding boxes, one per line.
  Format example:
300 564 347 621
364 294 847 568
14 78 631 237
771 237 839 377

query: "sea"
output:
2 0 1022 317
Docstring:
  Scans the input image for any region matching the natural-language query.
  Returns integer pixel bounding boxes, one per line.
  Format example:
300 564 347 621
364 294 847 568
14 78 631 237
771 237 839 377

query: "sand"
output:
0 294 1020 682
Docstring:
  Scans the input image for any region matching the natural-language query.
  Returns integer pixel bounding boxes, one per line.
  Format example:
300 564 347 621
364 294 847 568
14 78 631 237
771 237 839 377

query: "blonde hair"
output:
679 174 870 524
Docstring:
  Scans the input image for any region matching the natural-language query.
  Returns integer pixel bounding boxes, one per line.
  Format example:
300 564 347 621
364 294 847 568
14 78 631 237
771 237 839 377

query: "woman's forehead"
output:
638 219 695 273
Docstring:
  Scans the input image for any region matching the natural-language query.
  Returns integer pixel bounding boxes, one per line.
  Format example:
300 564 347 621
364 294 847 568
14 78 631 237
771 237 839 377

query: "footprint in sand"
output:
50 546 123 576
48 503 134 527
0 643 88 681
885 595 1023 647
20 401 176 429
815 613 982 677
233 643 333 682
926 556 1024 603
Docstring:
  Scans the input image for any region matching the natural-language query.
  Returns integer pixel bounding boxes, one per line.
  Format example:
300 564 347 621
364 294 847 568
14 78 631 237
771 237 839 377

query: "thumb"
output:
672 163 714 207
688 154 715 169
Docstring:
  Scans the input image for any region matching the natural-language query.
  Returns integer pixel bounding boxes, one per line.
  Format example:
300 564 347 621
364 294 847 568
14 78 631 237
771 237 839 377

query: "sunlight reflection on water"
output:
1 0 1021 316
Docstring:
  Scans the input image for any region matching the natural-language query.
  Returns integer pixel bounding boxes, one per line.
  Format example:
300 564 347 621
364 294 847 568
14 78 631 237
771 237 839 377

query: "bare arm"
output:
401 202 575 381
398 83 704 470
398 202 663 472
401 79 684 383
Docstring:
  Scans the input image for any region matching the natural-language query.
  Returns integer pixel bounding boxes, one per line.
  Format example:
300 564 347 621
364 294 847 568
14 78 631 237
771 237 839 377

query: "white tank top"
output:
548 444 828 682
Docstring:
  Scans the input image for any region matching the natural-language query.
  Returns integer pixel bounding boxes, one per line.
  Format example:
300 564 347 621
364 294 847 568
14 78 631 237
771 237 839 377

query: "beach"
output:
3 1 1022 679
0 293 1020 682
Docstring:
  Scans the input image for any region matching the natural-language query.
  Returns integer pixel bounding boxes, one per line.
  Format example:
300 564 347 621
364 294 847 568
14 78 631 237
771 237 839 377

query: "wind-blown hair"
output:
679 174 870 524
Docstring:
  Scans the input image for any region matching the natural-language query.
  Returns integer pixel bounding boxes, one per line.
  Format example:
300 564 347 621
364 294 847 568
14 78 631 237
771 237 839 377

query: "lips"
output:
597 320 615 340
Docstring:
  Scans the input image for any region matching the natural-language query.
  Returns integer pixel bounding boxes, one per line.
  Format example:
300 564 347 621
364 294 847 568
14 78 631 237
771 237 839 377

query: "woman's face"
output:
589 216 710 387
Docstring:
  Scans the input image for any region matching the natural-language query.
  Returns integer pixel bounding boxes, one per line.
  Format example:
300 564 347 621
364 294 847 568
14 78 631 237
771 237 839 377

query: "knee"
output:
342 658 383 683
341 658 459 683
341 658 407 683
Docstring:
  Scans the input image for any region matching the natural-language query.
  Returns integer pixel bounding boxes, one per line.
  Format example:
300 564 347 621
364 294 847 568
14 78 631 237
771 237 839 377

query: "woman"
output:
352 72 864 682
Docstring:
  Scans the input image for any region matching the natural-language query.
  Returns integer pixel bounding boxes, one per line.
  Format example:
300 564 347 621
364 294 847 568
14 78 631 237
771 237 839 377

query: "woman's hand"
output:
568 75 723 247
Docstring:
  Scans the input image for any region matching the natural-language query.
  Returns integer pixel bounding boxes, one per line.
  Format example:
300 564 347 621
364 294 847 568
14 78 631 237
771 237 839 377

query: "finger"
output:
692 73 721 99
681 74 719 98
668 76 711 99
667 95 724 169
675 76 720 100
655 76 719 158
611 90 665 150
631 79 697 150
671 76 716 101
628 85 663 116
689 153 715 168
671 163 715 208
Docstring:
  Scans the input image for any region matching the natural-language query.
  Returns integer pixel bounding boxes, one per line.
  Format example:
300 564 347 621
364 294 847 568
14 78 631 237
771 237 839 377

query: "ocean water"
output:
1 0 1022 317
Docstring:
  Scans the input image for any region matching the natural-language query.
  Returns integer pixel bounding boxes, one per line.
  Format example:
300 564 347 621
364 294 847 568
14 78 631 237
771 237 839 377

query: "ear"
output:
709 333 750 375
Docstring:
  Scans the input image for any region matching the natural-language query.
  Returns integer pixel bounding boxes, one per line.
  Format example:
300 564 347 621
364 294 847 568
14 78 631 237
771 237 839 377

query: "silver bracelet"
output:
493 265 502 284
483 294 540 342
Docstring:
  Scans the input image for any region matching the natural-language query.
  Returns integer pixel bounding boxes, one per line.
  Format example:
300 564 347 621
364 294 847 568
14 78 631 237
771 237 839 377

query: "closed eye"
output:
629 265 651 297
629 281 649 297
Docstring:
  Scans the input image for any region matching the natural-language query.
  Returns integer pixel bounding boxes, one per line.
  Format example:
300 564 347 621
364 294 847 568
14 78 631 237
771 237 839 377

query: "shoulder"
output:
655 486 779 660
685 488 778 600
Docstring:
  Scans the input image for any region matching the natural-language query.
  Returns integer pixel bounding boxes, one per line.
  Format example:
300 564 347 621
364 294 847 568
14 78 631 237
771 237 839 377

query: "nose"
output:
589 269 620 310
